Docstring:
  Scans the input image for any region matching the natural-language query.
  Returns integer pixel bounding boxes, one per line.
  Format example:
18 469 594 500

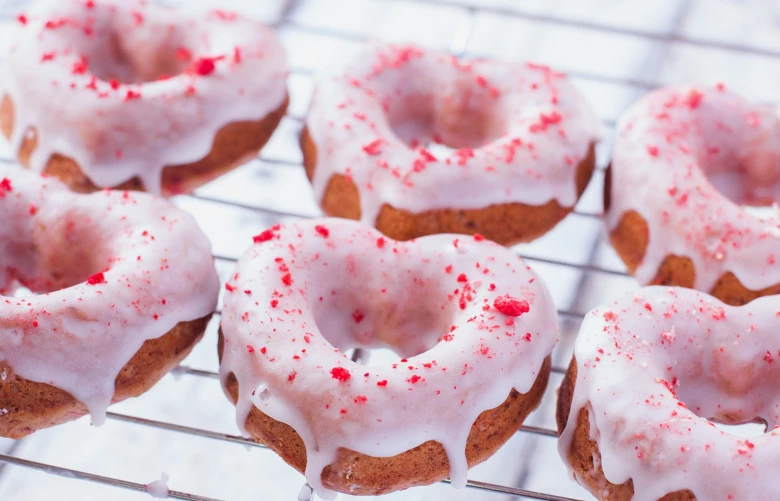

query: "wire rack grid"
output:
0 0 778 500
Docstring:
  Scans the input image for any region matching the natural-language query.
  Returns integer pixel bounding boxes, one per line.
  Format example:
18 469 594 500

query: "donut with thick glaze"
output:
219 218 558 498
606 85 780 305
558 286 780 500
0 166 219 437
0 0 288 195
302 44 600 245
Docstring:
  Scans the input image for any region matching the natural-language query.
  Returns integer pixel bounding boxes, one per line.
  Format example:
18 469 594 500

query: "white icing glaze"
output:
608 85 780 292
305 44 601 225
1 0 288 194
146 473 170 499
559 286 780 500
0 166 219 424
219 218 558 499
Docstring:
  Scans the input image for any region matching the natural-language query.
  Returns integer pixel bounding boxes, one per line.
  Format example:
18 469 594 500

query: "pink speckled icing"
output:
305 43 601 226
608 85 780 292
219 218 558 499
559 286 780 500
0 166 219 424
1 0 288 194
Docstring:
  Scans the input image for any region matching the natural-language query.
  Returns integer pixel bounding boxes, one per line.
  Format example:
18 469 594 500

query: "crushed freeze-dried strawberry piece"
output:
86 272 106 285
330 367 351 382
0 178 11 197
493 295 530 316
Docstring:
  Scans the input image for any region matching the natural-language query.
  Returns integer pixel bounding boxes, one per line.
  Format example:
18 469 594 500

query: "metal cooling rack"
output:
0 0 778 499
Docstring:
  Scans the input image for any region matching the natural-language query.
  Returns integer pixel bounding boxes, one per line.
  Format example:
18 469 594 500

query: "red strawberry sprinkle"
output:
253 226 280 243
72 56 89 75
362 139 383 155
190 57 222 76
493 295 530 317
330 367 351 382
0 178 12 197
86 272 106 285
124 89 141 101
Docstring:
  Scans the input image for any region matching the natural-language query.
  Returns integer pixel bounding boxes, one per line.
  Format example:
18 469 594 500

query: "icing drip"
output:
219 219 558 499
0 166 219 423
608 85 780 291
145 473 170 499
1 0 288 193
297 483 314 501
560 286 780 500
305 44 601 224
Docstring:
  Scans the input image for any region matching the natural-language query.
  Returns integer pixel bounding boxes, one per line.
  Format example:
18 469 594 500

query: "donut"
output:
301 44 600 245
557 286 780 500
218 218 557 497
0 166 219 438
0 0 288 195
606 85 780 305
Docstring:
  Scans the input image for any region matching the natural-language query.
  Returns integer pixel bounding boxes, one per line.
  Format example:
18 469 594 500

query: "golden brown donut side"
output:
0 315 211 439
219 330 550 496
556 358 697 501
604 166 780 306
0 94 289 196
301 127 596 246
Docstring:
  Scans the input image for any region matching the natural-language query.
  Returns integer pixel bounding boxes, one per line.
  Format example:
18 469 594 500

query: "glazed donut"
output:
0 166 219 438
606 85 780 305
301 43 600 245
0 0 288 195
218 218 557 497
557 286 780 500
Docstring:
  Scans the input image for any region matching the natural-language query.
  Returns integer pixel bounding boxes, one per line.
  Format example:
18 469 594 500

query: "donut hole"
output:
674 391 775 438
711 419 769 437
10 207 113 293
696 110 779 208
86 31 191 84
705 163 780 209
672 356 780 437
312 297 452 366
384 79 507 151
309 265 457 365
57 5 197 84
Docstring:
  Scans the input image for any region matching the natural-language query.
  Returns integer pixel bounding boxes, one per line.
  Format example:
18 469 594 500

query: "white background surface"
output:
0 0 778 500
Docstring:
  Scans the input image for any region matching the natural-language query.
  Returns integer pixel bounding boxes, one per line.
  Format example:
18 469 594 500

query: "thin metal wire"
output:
209 234 630 279
105 407 558 445
105 413 264 449
100 411 569 501
451 479 585 501
379 0 780 60
188 185 607 222
283 30 662 92
0 454 224 501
